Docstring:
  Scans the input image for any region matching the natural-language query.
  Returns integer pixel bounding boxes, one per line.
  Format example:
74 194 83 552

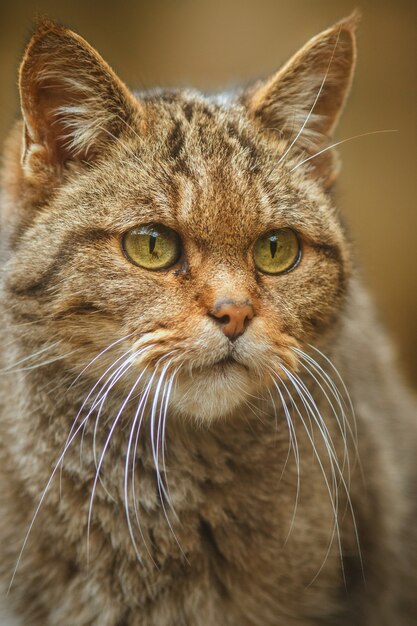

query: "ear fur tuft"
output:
244 14 359 186
19 20 138 168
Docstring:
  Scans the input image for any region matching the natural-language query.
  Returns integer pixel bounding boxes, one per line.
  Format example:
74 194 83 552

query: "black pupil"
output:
149 234 157 254
270 237 277 259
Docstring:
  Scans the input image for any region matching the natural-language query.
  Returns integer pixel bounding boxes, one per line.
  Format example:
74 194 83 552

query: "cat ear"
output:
244 14 358 186
19 20 138 170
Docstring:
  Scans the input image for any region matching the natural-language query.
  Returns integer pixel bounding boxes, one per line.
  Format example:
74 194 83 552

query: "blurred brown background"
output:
0 0 416 386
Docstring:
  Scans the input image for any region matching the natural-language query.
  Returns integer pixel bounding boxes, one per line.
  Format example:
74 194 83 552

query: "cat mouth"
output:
189 354 240 373
212 355 248 371
182 354 249 382
216 355 235 365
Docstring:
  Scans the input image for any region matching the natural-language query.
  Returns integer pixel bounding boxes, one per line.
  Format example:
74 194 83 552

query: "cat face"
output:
2 18 356 421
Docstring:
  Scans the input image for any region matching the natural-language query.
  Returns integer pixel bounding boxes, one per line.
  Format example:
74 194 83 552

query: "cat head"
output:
1 16 357 421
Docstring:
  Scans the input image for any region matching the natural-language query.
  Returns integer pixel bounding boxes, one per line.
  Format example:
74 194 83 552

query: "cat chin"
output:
171 365 256 422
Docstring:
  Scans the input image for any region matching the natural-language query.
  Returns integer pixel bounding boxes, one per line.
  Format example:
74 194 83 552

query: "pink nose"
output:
209 301 254 340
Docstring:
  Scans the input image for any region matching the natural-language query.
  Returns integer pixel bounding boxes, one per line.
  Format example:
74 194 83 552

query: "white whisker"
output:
277 26 343 165
67 333 136 392
290 129 397 172
280 363 363 584
128 370 160 566
308 344 359 448
293 355 351 487
160 366 181 511
8 405 94 593
86 347 154 563
149 356 187 558
60 345 138 491
268 370 301 545
293 347 363 484
272 366 342 582
2 341 62 368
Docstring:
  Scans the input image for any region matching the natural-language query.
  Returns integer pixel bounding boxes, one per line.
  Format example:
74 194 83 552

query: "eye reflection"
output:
122 224 182 270
253 228 300 274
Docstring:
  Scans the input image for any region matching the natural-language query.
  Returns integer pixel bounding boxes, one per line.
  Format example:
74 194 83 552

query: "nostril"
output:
216 314 231 325
208 300 254 340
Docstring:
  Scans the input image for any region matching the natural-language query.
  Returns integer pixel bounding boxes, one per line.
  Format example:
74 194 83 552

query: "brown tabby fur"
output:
0 14 416 626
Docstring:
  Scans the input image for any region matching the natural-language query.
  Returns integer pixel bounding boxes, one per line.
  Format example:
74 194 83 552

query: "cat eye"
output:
253 228 300 274
122 224 182 270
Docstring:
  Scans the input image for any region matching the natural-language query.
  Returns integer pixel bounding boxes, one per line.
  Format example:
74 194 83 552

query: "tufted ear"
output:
244 13 358 186
19 20 138 172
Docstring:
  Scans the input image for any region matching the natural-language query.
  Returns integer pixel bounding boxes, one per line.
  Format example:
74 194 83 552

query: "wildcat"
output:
0 12 416 626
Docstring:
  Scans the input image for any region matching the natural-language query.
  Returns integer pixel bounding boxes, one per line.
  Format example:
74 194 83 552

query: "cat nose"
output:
209 300 254 340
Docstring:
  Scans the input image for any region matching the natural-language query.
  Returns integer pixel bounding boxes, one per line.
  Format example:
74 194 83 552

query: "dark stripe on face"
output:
311 242 342 264
7 229 109 297
199 104 214 119
51 301 102 320
226 122 260 172
311 241 347 299
167 120 185 160
292 241 347 337
158 91 180 104
182 101 214 124
304 308 342 336
167 120 193 177
182 102 194 122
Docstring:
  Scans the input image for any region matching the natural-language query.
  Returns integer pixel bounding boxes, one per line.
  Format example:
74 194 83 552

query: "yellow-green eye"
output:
123 224 181 270
254 228 300 274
